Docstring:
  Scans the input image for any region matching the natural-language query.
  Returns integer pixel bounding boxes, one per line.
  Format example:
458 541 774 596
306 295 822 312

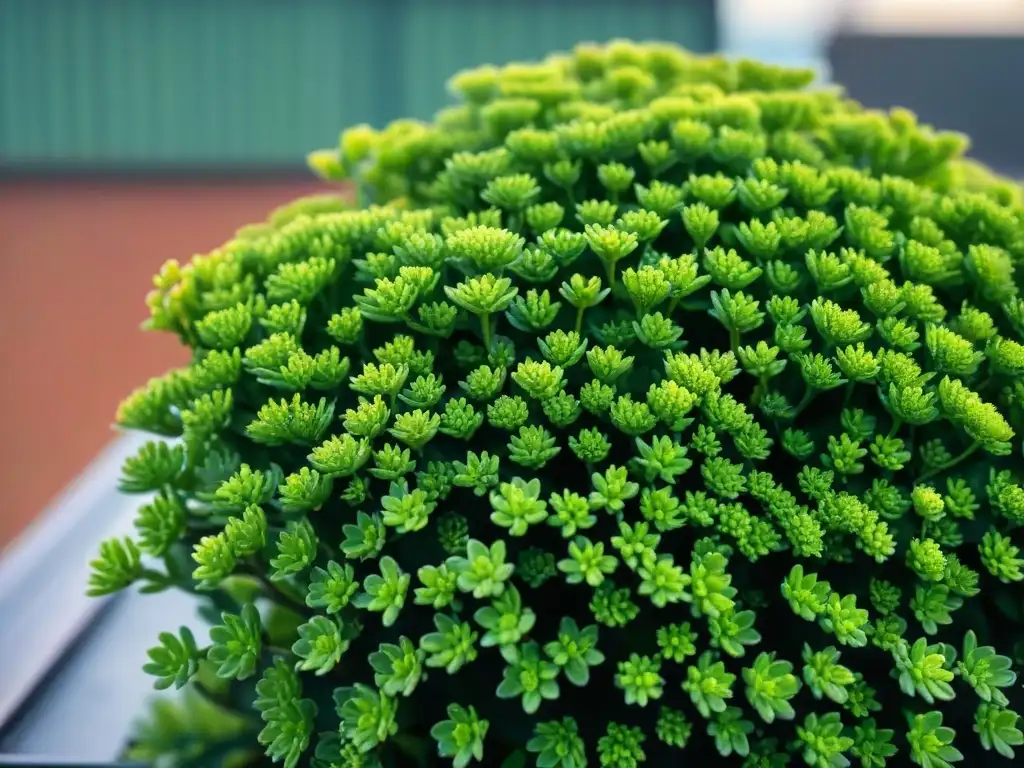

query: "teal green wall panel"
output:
0 0 716 169
0 0 377 166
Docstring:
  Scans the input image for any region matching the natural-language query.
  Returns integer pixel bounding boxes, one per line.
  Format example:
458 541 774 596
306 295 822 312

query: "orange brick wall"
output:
0 177 332 548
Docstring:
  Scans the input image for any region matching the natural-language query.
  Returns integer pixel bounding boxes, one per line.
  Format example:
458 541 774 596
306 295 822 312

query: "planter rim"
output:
0 433 147 728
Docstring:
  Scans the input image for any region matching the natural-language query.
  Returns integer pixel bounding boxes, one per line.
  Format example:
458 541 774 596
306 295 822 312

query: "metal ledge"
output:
0 434 196 760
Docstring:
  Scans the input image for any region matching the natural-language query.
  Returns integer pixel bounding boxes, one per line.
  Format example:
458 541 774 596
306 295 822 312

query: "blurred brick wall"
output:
0 177 330 547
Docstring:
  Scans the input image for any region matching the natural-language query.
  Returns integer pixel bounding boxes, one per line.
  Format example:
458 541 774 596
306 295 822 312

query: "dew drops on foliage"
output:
96 39 1024 768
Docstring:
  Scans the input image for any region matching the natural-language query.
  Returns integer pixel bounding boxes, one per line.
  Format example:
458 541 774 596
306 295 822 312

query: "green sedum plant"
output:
94 39 1024 768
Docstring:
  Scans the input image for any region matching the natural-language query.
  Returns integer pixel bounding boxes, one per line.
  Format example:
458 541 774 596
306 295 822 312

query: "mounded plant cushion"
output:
94 39 1024 768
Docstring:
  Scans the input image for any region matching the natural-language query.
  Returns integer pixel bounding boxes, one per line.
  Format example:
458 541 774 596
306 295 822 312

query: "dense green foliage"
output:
93 40 1024 767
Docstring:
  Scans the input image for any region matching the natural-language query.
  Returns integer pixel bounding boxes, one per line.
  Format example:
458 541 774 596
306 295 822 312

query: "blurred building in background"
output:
724 0 1024 178
828 0 1024 178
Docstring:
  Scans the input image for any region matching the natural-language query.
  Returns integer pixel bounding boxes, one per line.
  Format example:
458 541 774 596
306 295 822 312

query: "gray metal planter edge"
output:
0 433 196 763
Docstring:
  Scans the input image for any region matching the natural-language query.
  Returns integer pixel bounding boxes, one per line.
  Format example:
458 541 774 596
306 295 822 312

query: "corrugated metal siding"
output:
0 0 715 169
0 0 376 166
